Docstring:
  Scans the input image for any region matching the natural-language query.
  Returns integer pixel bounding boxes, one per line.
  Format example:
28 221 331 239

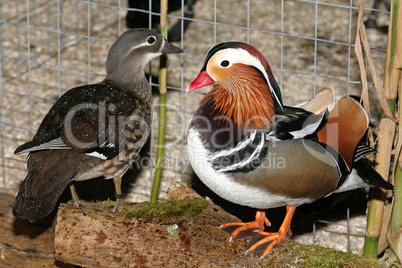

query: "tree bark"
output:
54 188 261 267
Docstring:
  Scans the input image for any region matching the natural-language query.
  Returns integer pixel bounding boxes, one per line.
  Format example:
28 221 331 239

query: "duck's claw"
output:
244 205 296 259
246 230 286 259
220 211 270 241
221 222 261 241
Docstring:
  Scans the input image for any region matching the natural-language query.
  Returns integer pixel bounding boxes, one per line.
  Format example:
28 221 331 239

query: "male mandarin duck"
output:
186 42 393 259
12 29 182 222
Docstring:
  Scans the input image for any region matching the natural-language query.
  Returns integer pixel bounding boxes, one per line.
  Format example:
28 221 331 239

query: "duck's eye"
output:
147 36 156 44
220 60 230 67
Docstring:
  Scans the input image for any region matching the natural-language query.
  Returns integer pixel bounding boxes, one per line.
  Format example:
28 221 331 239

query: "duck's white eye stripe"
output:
129 38 156 52
212 49 271 85
212 48 283 110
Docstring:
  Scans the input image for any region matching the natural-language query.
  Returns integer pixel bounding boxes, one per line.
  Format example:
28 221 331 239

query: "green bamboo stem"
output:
390 165 402 266
388 0 402 265
150 93 166 201
363 118 395 257
385 0 400 80
382 0 400 118
362 0 399 257
150 0 168 202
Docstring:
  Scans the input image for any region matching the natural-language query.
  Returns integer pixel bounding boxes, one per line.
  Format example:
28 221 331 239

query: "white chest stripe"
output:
217 132 265 172
210 130 257 160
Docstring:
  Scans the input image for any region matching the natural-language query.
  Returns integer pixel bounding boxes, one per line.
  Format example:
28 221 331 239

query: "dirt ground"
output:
0 0 391 255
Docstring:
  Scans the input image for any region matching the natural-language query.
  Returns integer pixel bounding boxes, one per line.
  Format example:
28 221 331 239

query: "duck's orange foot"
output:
245 205 296 259
245 229 292 259
220 211 270 241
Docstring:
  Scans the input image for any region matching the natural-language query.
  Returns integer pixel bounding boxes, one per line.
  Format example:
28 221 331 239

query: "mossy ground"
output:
60 198 386 267
95 198 382 267
260 239 383 268
119 198 209 221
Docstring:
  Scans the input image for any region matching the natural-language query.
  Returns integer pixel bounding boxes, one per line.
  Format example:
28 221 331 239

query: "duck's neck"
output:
106 65 152 106
202 69 275 130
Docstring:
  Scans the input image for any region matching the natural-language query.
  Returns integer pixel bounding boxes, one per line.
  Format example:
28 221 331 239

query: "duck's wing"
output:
15 83 149 160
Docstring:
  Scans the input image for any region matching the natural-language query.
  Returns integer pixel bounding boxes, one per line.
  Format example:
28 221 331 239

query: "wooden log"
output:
54 187 260 267
53 184 384 268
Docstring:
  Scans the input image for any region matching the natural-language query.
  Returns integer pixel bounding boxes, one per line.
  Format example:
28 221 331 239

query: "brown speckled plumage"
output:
12 29 182 222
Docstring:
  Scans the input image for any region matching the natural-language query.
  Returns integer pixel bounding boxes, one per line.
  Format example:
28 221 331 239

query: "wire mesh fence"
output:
0 0 390 253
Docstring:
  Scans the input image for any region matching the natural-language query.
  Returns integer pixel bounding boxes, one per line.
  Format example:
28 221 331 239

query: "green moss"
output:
264 240 382 267
124 198 208 221
98 198 116 211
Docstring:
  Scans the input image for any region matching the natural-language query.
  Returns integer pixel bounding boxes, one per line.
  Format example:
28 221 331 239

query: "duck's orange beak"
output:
185 71 215 92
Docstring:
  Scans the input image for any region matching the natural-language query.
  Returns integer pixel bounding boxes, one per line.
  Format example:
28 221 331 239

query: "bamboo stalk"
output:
382 0 400 118
388 1 402 266
390 165 402 266
356 0 396 257
363 118 395 257
383 0 400 118
150 0 168 202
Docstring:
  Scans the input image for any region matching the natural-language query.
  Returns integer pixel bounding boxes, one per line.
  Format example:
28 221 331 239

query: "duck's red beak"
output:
185 71 215 92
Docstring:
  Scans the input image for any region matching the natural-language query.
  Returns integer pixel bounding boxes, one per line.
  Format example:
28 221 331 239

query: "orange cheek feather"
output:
202 64 275 130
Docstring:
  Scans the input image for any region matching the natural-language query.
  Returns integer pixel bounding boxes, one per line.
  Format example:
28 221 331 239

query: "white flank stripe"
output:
210 130 257 160
219 132 265 172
